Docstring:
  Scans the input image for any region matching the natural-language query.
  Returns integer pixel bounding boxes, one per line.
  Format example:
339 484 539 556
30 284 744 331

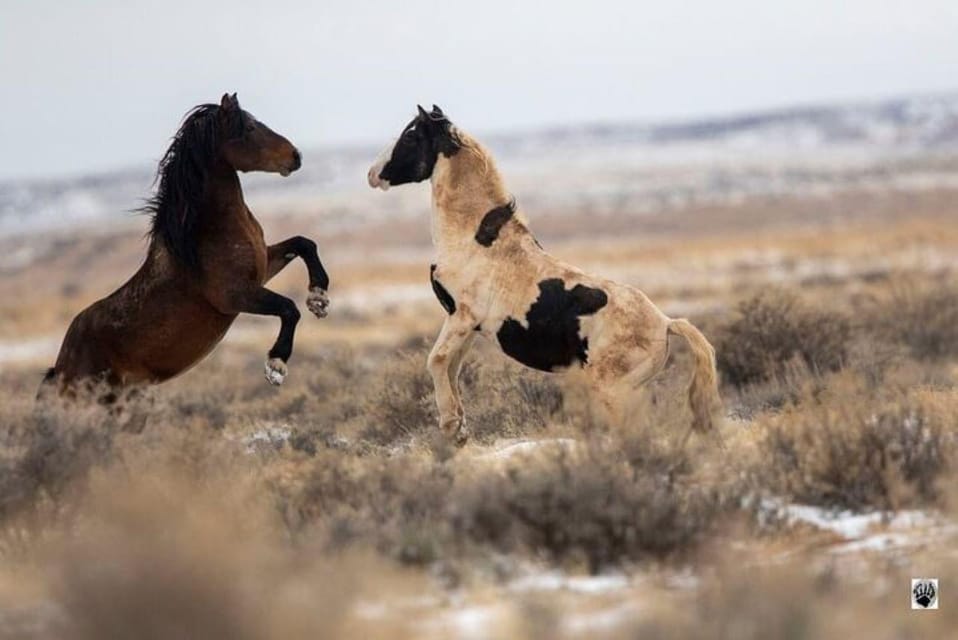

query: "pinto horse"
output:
41 93 329 402
368 106 721 445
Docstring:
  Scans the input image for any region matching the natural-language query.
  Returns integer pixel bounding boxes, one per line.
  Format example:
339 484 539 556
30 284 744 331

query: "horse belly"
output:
494 278 609 373
496 321 587 372
139 308 235 381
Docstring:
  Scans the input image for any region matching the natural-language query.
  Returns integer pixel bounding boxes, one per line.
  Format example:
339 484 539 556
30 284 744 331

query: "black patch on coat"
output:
377 105 460 187
496 279 608 372
475 199 517 247
430 264 456 314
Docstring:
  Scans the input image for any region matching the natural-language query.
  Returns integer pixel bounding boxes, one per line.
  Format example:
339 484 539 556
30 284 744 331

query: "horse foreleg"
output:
215 287 301 386
428 315 476 446
265 237 330 318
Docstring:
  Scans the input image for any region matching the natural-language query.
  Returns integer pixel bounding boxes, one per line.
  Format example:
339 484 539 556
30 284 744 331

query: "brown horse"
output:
41 93 329 402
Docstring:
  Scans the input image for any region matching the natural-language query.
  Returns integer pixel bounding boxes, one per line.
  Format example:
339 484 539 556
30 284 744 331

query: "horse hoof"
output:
265 358 287 386
307 287 329 318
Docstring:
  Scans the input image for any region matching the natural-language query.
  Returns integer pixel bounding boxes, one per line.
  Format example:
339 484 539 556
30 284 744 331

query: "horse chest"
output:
230 215 269 282
249 234 269 282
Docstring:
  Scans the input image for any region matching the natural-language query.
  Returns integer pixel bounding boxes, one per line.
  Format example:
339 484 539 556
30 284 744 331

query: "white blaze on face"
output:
367 139 397 190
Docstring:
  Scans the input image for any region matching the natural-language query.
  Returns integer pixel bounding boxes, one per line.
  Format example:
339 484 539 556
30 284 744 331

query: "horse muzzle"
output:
367 167 390 190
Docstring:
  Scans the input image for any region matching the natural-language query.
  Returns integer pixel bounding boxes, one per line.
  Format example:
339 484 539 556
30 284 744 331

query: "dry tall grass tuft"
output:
752 374 957 510
271 419 742 573
358 346 563 447
454 434 741 572
0 396 121 522
622 554 958 640
869 279 958 361
715 291 851 387
4 467 417 640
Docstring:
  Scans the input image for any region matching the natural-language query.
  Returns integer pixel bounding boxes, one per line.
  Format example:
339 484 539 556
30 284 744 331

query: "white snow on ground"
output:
759 498 958 556
475 438 579 463
762 499 937 539
239 423 292 453
509 571 630 594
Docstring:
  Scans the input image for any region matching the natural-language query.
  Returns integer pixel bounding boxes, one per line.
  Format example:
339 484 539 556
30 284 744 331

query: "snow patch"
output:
478 438 579 462
764 500 935 539
509 570 630 594
242 424 292 453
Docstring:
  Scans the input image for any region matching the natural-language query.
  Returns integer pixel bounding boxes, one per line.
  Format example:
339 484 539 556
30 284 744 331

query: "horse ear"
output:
417 105 429 119
220 93 236 111
431 104 444 117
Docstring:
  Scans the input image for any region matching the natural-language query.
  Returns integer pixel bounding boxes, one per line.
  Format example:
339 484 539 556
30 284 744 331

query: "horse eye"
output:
245 123 256 133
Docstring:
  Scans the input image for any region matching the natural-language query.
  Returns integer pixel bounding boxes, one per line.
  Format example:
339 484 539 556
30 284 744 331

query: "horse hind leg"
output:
586 383 624 430
590 337 670 431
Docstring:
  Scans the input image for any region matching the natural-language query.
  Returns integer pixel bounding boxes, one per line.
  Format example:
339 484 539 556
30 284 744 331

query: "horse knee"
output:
291 236 317 255
280 301 301 325
427 351 449 379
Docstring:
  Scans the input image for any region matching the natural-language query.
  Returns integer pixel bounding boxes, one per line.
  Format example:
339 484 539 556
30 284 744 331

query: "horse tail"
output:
667 318 721 434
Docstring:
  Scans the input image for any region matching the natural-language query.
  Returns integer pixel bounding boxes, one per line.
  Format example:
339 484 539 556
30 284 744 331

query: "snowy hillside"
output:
2 93 958 238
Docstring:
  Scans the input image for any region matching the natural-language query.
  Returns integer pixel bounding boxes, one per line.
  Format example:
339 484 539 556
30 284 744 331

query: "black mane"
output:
143 104 244 270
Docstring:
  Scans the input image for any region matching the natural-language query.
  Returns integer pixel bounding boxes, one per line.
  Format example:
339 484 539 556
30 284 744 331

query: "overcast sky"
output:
2 0 957 180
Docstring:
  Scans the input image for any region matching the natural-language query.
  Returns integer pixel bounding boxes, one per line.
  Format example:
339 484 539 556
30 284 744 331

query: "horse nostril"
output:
291 149 302 170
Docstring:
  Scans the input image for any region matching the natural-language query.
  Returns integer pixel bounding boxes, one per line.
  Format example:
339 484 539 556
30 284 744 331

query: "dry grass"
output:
0 362 746 637
714 290 851 388
868 278 958 361
0 197 956 637
750 372 957 510
617 554 958 640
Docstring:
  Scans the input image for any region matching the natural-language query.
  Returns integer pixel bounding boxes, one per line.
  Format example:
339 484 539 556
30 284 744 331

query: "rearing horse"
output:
368 106 721 445
42 93 329 400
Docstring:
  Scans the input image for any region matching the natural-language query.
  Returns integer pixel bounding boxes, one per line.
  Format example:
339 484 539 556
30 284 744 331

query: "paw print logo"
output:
912 578 938 610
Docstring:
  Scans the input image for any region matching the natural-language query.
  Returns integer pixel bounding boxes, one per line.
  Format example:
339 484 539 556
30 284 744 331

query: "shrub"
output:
457 358 564 442
715 291 851 387
628 556 958 640
359 351 437 446
753 375 956 510
0 396 121 520
357 346 564 448
869 280 958 360
455 439 733 572
272 426 742 573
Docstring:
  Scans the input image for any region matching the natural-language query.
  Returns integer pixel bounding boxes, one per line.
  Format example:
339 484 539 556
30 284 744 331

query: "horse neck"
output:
430 149 510 253
203 161 248 224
